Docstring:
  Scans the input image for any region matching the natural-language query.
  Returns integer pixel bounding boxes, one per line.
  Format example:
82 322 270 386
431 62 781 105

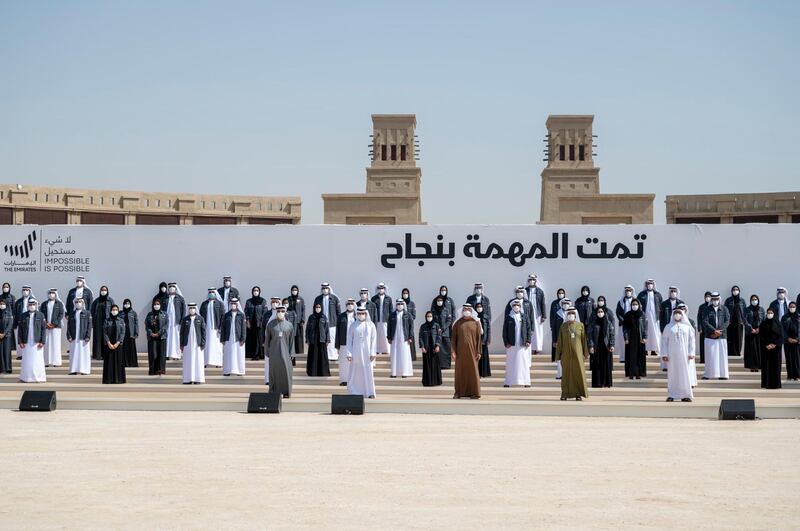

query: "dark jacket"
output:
697 302 711 334
659 298 684 332
402 298 417 321
768 298 790 318
200 299 224 330
180 315 206 349
287 295 305 324
466 294 492 322
623 310 648 342
588 317 616 350
503 313 532 347
431 303 453 338
245 296 266 327
418 321 443 351
476 309 491 345
122 309 139 339
145 310 168 340
67 309 92 341
313 294 341 324
41 299 65 328
165 294 186 322
744 305 765 335
387 310 414 343
724 295 747 324
636 290 663 317
370 293 393 323
220 311 246 343
335 312 355 349
103 316 127 345
702 306 731 339
504 298 534 321
781 314 800 343
525 286 546 322
17 311 46 344
90 296 115 322
575 295 595 325
217 286 240 305
0 308 14 338
305 314 330 344
359 299 377 322
66 286 93 315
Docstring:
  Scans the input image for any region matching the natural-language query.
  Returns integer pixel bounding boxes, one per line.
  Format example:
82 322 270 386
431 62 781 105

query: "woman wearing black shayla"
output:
102 304 127 384
759 309 783 389
120 299 139 367
418 311 443 387
623 300 647 380
305 303 330 377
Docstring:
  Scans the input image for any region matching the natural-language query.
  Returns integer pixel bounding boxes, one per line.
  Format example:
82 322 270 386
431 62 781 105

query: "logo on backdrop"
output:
3 230 39 272
379 232 647 269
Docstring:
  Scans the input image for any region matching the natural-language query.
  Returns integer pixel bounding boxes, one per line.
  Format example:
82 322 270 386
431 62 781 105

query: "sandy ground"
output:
2 411 798 530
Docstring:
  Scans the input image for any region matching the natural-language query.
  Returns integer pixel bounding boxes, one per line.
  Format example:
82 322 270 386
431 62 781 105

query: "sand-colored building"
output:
539 115 654 224
665 192 800 223
322 114 423 225
0 184 301 225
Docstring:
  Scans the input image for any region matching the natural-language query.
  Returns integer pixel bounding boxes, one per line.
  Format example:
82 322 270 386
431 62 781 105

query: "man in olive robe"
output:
556 306 589 400
451 304 481 399
266 305 295 397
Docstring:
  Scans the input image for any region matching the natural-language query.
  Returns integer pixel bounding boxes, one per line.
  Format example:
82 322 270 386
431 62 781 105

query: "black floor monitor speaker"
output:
331 394 365 415
19 390 57 412
247 392 282 413
718 399 756 420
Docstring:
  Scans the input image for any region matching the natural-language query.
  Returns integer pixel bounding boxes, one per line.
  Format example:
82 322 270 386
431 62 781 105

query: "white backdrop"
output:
2 224 798 352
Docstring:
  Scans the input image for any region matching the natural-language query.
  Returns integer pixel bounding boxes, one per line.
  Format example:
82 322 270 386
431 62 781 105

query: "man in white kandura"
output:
18 298 46 383
702 292 730 380
41 288 65 367
165 282 185 360
347 306 377 398
200 287 224 368
661 308 695 402
503 299 532 388
180 303 206 384
387 298 414 378
222 298 247 376
335 298 356 386
67 297 92 375
525 274 547 354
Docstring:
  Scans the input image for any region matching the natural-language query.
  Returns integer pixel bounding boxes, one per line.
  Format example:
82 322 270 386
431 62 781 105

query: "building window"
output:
45 193 49 202
584 184 589 189
268 203 272 211
210 201 215 209
90 196 94 205
111 197 115 205
400 145 407 161
156 199 161 207
579 145 585 161
390 145 397 161
559 145 565 161
555 184 561 189
381 145 387 160
145 199 150 207
569 145 575 161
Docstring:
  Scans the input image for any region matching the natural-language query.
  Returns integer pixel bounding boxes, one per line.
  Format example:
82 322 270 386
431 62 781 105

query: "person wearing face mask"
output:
623 299 647 379
466 283 492 324
18 298 46 383
0 298 14 373
66 276 93 316
370 282 392 356
200 288 224 368
287 285 305 357
335 299 357 386
451 304 482 399
419 310 443 386
431 296 453 369
180 303 206 384
153 281 169 309
145 299 168 376
0 283 15 357
41 288 65 368
759 309 783 389
588 306 615 388
245 286 266 360
504 286 533 317
661 308 695 402
260 297 283 377
431 285 456 327
401 288 417 361
67 298 92 375
636 279 663 358
556 307 588 401
659 287 684 333
90 286 115 361
281 297 299 367
781 302 800 381
217 276 239 312
347 306 377 398
702 292 730 380
743 296 764 372
357 288 377 322
697 291 713 364
675 303 698 388
266 305 295 396
314 282 341 362
551 298 575 380
503 300 532 388
120 299 139 368
615 285 635 365
475 302 491 377
387 299 414 378
163 282 185 361
724 285 747 357
102 304 127 384
305 302 331 377
14 285 35 359
523 275 547 354
221 298 246 377
575 286 595 326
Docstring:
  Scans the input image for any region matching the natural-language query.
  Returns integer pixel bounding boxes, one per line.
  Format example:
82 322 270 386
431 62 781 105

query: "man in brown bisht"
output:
451 304 482 399
556 306 589 401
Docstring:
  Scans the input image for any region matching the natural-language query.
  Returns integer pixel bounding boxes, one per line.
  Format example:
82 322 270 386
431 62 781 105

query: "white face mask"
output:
224 281 231 288
22 290 30 296
791 307 797 314
669 292 677 299
322 289 330 295
230 305 238 312
426 316 433 322
357 313 367 321
315 307 322 313
646 284 654 291
153 305 161 311
596 311 605 318
673 314 682 322
566 314 576 322
291 290 298 296
253 291 260 297
396 305 404 312
462 310 472 318
582 290 589 296
0 305 5 310
767 313 775 319
751 300 759 306
705 297 711 303
271 303 278 309
732 290 740 296
111 310 119 317
76 281 84 288
436 301 443 307
168 288 176 294
100 291 108 296
277 311 286 320
557 293 565 300
440 290 447 296
631 304 640 311
516 293 524 300
597 301 605 307
160 287 167 293
561 304 569 311
28 306 36 313
712 300 720 307
124 304 131 309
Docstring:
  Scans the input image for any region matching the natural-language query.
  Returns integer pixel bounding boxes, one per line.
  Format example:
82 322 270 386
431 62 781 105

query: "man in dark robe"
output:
743 295 764 371
305 302 330 377
760 308 783 389
575 286 595 326
267 305 295 397
451 304 481 399
145 299 168 375
432 296 453 369
419 310 442 386
724 285 746 356
623 299 647 379
556 307 588 400
588 306 615 388
287 285 305 356
697 291 712 363
781 302 800 381
102 305 127 384
90 286 114 360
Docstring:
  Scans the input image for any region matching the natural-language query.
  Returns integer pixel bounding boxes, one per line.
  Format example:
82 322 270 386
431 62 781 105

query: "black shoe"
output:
560 396 567 401
662 369 667 372
635 376 641 380
701 377 709 380
719 377 728 380
524 385 531 388
390 375 397 378
666 397 674 402
283 394 290 398
576 397 582 401
368 395 375 399
681 398 692 402
339 382 347 386
503 385 510 388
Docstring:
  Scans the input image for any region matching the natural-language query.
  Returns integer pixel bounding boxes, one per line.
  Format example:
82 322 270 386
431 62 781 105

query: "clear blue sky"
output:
1 1 798 224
